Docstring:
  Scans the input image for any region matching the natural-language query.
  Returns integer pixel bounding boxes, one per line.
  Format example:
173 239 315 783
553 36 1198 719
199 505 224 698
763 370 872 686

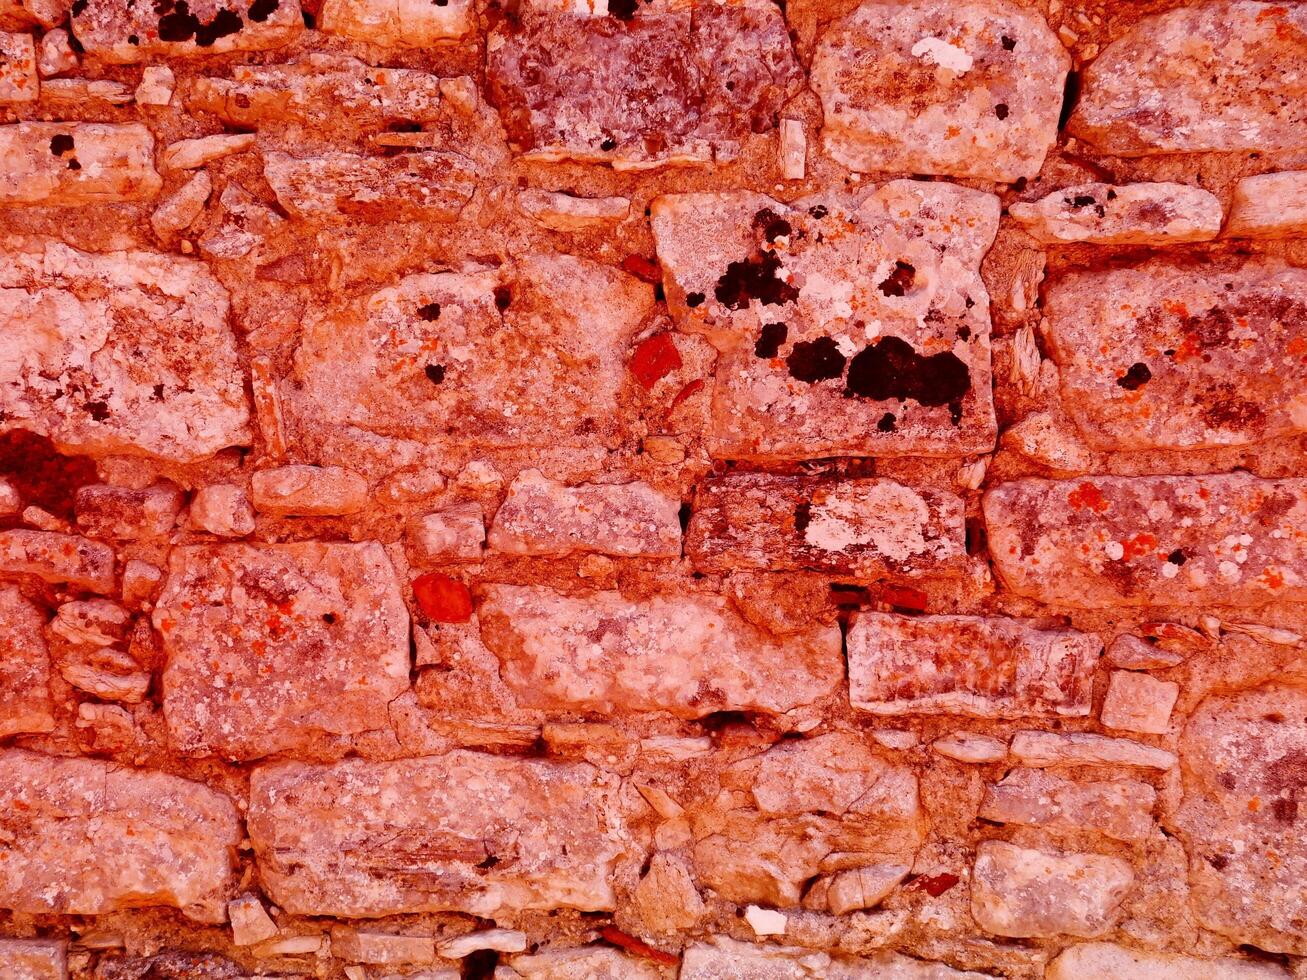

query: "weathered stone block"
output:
250 464 368 517
0 530 114 592
0 585 54 739
69 0 303 63
0 31 37 102
1009 182 1222 245
1226 171 1307 239
0 939 67 980
971 841 1133 938
75 483 183 540
320 0 473 45
0 122 160 205
847 614 1098 719
1046 942 1290 980
985 476 1307 608
681 938 991 979
154 542 410 760
1010 731 1176 771
979 768 1157 843
1100 670 1179 735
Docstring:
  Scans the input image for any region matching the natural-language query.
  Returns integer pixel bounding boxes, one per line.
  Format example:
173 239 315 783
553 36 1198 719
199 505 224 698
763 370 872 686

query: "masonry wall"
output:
1 0 1307 977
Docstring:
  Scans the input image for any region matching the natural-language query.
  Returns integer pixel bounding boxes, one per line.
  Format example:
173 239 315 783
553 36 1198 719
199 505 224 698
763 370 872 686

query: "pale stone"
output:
248 752 637 918
134 65 174 105
779 117 805 181
680 938 992 979
37 28 77 77
121 559 163 609
825 864 909 914
1100 670 1179 735
873 729 920 750
1068 1 1307 155
0 122 160 205
848 613 1099 719
0 939 67 980
1043 259 1307 452
518 190 630 231
437 929 527 960
250 465 368 517
0 0 68 27
321 0 473 45
1001 409 1098 475
1104 634 1184 670
0 585 55 738
229 894 278 946
477 584 842 718
191 484 256 537
0 31 36 102
75 483 183 540
257 935 323 955
688 474 964 578
407 503 484 563
1226 171 1307 239
0 530 115 592
979 768 1157 844
331 929 436 965
0 478 19 515
37 77 130 104
264 150 475 223
69 0 303 63
0 241 249 461
745 906 787 936
162 133 256 170
0 749 240 922
1009 182 1222 245
509 948 660 979
154 542 409 760
932 733 1006 764
971 842 1133 939
1010 731 1176 771
21 505 65 532
151 170 212 239
200 180 283 259
488 469 680 558
810 0 1068 181
1046 942 1290 980
632 853 705 934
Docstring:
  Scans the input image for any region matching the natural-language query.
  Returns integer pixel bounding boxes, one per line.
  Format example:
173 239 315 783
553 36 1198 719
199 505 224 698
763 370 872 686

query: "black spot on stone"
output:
754 322 787 358
1207 853 1229 870
599 136 617 151
793 501 811 535
1069 194 1097 208
877 412 896 432
49 134 75 156
128 33 140 43
1117 362 1151 390
956 325 971 340
463 949 500 980
1164 348 1176 357
845 335 971 422
424 364 446 385
677 501 692 534
157 1 200 41
1001 34 1016 50
807 204 828 219
714 250 799 311
493 286 512 311
878 260 915 297
752 207 792 243
322 612 337 624
67 159 81 170
417 302 441 320
1168 549 1187 565
195 7 243 44
71 0 87 14
247 0 278 21
301 8 314 26
83 400 110 422
1106 188 1117 200
966 516 987 555
152 383 165 401
994 103 1009 120
685 291 705 308
786 337 845 383
608 0 637 18
1058 69 1081 129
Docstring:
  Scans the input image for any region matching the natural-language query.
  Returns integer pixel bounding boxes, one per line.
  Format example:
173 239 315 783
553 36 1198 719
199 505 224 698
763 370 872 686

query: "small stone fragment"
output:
971 841 1133 938
680 938 991 979
69 0 303 63
151 170 212 239
0 585 55 738
0 0 69 27
1009 182 1222 245
1104 634 1184 670
979 768 1157 843
1011 731 1177 771
134 65 174 105
0 31 36 102
75 483 183 540
1226 171 1307 239
0 530 114 592
933 732 1006 764
1046 943 1290 980
518 190 630 231
778 118 805 180
0 122 160 205
37 28 76 78
121 559 163 609
407 503 484 562
437 929 527 960
1100 670 1179 735
632 854 705 934
162 133 256 170
190 484 256 537
264 149 475 223
825 864 910 915
320 0 473 45
745 906 787 937
228 895 278 947
330 929 436 965
0 939 67 980
510 948 661 979
250 465 368 517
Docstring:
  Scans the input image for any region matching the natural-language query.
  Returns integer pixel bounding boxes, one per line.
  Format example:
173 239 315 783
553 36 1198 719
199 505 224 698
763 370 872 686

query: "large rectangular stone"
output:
652 181 999 461
153 542 410 761
263 150 476 223
0 749 240 923
1044 259 1307 451
69 0 302 63
984 475 1307 608
476 584 842 718
847 614 1098 719
320 0 473 45
686 473 965 578
0 122 160 206
0 242 250 462
248 753 636 918
0 585 54 738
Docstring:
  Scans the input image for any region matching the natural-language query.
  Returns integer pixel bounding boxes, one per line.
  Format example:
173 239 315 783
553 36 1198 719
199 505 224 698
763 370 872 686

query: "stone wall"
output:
1 0 1306 977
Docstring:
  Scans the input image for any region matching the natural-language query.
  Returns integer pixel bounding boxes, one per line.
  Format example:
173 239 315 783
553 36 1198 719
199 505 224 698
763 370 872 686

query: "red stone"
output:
412 572 473 623
629 333 683 390
599 926 679 966
911 872 960 897
620 255 662 284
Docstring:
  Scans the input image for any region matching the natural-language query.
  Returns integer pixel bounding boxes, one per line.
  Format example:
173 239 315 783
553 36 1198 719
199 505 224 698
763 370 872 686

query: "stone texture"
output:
486 0 803 169
1100 670 1179 735
161 133 255 170
250 465 368 517
979 768 1157 843
0 31 37 102
1068 1 1307 155
228 895 278 946
0 749 240 922
1104 633 1184 670
263 150 476 223
330 928 436 964
984 476 1307 608
153 542 410 759
509 947 660 979
687 474 965 578
75 483 183 540
1042 259 1307 451
320 0 473 45
810 0 1068 181
69 0 303 63
487 469 680 558
681 938 991 979
248 752 637 918
652 181 999 460
1009 182 1222 245
1226 171 1307 239
0 0 69 27
0 241 249 461
518 190 629 231
477 584 842 718
1046 942 1290 980
847 613 1099 719
408 503 484 562
932 732 1006 764
0 530 115 592
0 122 160 206
0 585 54 738
190 483 256 537
1010 731 1177 771
0 939 67 980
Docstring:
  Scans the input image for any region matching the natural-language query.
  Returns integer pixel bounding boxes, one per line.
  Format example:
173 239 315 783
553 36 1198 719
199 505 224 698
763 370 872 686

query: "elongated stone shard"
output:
652 181 999 461
1042 259 1307 451
847 614 1098 719
0 749 240 923
0 585 54 738
1068 1 1307 155
263 150 476 223
0 122 160 206
984 476 1307 608
1010 731 1177 771
69 0 303 63
477 584 842 718
1009 182 1222 245
681 937 992 979
320 0 473 45
0 531 115 593
248 753 638 918
1226 171 1307 239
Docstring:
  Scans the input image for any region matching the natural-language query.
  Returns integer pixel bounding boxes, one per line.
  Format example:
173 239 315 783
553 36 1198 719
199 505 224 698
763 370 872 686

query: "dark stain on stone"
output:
878 260 915 297
71 0 87 14
808 204 828 219
994 103 1009 120
752 208 792 243
0 430 98 521
599 136 617 151
83 400 111 422
785 337 845 383
877 412 896 432
417 302 441 321
793 501 811 535
685 291 705 308
754 322 787 358
493 285 512 311
1117 362 1151 390
49 134 75 156
156 0 244 45
247 0 278 21
608 0 637 19
1167 548 1187 565
67 159 81 171
845 336 970 422
1271 797 1298 824
1001 34 1016 50
1058 69 1080 129
463 950 500 980
714 250 799 311
424 364 446 385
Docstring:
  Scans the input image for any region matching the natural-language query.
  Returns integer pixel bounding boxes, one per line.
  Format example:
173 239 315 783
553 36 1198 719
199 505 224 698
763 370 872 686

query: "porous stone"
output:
0 939 67 980
407 503 485 562
0 31 37 102
1042 259 1307 452
0 241 249 461
69 0 303 63
970 841 1133 938
632 854 706 934
487 469 680 558
1046 942 1290 980
1100 670 1179 735
437 929 527 960
652 181 999 461
263 150 476 223
984 476 1307 608
1226 171 1307 239
250 465 368 517
153 542 410 759
824 864 910 914
228 895 278 946
477 584 842 718
151 170 211 238
37 28 77 77
0 749 240 922
134 64 174 105
75 483 183 539
847 613 1099 719
0 585 55 738
979 768 1158 843
1009 182 1222 245
0 0 69 26
330 928 436 965
509 947 661 979
1010 731 1177 771
1068 1 1307 156
687 474 965 578
0 122 160 205
190 484 256 537
518 190 630 231
248 752 636 917
810 0 1068 181
320 0 473 45
0 530 115 592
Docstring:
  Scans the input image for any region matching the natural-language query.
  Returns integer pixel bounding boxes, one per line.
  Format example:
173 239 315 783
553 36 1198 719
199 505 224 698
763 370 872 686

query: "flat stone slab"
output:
1043 259 1307 451
0 241 250 462
1227 171 1307 239
1010 182 1222 245
985 476 1307 608
263 150 476 223
1010 731 1177 771
477 584 842 718
979 768 1157 843
1068 1 1307 155
292 255 654 450
485 0 802 169
248 753 635 918
154 542 410 760
847 613 1098 719
0 32 37 104
652 181 999 461
681 937 991 978
320 0 473 45
0 530 115 593
0 585 54 739
0 749 240 922
1176 685 1307 954
70 0 302 63
810 0 1068 181
686 474 965 578
0 122 160 206
1047 943 1290 980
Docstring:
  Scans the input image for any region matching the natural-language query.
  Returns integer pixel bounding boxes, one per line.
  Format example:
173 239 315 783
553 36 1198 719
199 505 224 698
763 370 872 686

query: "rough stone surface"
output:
0 530 115 592
0 939 67 980
0 122 160 206
1100 669 1179 735
1046 942 1290 980
1011 730 1177 771
1010 182 1222 245
979 768 1157 843
263 150 476 223
681 938 990 978
1226 171 1307 239
69 0 303 63
250 464 368 517
0 31 37 102
320 0 473 45
0 584 55 738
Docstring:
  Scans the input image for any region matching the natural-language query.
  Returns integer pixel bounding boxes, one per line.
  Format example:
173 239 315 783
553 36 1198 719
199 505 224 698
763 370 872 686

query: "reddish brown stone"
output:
0 123 160 206
0 585 54 739
413 572 473 624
